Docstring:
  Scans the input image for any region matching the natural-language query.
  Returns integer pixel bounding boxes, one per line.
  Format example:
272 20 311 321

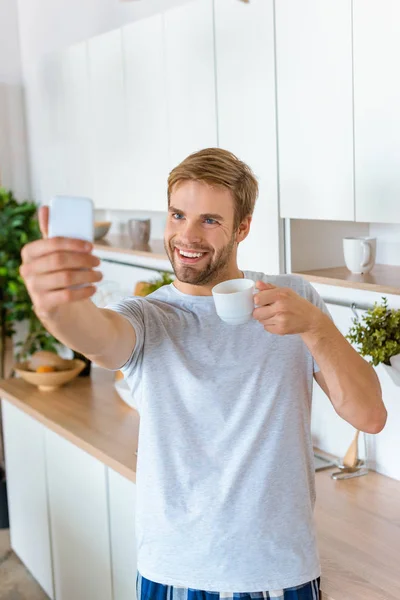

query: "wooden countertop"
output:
296 264 400 296
1 370 400 599
94 234 168 261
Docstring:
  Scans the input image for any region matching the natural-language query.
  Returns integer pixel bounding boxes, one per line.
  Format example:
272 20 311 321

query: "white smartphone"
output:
48 195 94 242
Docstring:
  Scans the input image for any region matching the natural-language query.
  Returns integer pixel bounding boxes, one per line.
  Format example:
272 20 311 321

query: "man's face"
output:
164 180 238 286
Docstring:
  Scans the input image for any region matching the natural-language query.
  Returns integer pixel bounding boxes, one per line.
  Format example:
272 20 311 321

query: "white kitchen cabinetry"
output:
36 51 69 204
108 468 137 600
353 0 400 223
88 30 130 210
62 42 93 198
214 0 280 274
123 15 169 213
45 429 113 600
164 0 217 168
2 401 54 599
276 0 354 221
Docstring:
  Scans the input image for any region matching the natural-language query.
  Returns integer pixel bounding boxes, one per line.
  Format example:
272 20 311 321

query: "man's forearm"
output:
301 313 387 433
38 300 119 362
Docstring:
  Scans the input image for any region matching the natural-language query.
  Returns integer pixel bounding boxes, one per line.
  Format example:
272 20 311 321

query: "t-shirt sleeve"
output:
302 280 333 373
104 297 145 376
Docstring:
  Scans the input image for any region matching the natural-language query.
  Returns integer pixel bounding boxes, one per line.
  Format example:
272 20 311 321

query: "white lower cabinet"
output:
2 400 138 600
108 468 137 600
45 429 113 600
2 400 54 599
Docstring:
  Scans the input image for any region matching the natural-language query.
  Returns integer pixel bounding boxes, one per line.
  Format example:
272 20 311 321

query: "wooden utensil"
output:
343 430 360 468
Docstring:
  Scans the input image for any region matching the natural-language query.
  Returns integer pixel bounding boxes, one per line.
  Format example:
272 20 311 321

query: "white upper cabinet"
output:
88 30 130 210
164 0 217 169
214 0 280 274
353 0 400 223
62 42 93 199
123 14 169 213
36 51 69 203
276 0 354 221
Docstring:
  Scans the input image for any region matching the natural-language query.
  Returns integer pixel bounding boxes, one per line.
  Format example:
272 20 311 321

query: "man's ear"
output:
235 216 252 244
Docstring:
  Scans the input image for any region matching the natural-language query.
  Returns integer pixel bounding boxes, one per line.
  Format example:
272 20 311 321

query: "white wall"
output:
0 0 30 197
0 0 22 84
370 223 400 266
16 0 190 77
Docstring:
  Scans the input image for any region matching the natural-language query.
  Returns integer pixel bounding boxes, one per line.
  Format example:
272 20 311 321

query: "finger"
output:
34 286 97 318
20 251 100 277
39 205 49 239
254 288 281 307
21 237 93 264
252 305 276 321
30 269 103 293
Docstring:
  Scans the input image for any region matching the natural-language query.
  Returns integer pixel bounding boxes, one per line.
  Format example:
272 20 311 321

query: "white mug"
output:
212 278 255 325
343 237 376 274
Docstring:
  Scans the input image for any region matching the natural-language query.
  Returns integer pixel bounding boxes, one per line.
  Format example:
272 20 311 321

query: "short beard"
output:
165 235 236 286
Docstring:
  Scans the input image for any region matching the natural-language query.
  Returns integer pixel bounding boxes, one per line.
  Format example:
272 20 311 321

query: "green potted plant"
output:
0 188 60 528
347 297 400 385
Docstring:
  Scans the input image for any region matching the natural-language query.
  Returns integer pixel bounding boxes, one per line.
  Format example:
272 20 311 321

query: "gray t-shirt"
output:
105 271 330 592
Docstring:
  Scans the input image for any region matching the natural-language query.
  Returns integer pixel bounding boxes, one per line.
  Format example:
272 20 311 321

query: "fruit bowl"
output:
14 359 86 392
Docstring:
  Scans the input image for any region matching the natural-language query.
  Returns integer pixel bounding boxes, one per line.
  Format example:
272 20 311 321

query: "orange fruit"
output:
36 365 57 373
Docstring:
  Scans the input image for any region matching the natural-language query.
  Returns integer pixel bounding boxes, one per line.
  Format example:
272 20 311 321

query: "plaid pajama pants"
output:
136 572 321 600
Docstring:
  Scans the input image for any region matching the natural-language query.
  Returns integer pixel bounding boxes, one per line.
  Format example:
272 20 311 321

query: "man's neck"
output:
173 268 244 296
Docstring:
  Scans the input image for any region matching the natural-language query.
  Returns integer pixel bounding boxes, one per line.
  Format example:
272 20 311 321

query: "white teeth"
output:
179 250 204 258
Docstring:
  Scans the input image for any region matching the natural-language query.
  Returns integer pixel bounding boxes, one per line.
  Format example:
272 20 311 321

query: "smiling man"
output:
20 148 386 600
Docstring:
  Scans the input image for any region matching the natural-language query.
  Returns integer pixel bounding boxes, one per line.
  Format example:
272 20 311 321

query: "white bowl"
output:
114 379 137 410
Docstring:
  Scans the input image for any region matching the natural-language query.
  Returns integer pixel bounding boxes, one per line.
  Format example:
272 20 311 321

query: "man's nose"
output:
180 221 202 244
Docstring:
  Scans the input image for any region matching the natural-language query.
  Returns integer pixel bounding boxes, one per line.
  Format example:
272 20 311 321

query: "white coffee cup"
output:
343 237 376 274
212 278 255 325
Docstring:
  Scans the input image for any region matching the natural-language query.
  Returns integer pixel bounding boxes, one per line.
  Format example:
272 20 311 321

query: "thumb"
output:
38 205 49 239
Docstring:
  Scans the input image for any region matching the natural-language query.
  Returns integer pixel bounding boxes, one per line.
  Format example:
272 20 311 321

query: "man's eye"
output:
172 213 184 220
204 218 217 225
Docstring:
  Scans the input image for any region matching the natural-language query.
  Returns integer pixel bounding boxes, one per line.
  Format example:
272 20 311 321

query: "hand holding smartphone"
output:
20 196 102 318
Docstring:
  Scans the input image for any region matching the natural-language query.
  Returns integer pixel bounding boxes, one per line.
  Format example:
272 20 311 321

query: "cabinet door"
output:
37 51 69 203
45 429 113 600
62 42 93 198
88 30 130 210
164 0 217 168
2 401 54 599
123 15 169 213
214 0 280 274
353 0 400 223
276 0 354 220
108 468 137 600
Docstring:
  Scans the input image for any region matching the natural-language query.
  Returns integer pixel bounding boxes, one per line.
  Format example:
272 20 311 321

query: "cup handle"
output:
361 242 371 268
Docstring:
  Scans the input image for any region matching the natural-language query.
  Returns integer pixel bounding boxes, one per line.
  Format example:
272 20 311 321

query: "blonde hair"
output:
167 148 258 229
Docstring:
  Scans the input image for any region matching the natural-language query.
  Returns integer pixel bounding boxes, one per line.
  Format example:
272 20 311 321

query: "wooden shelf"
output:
295 264 400 296
94 234 168 261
